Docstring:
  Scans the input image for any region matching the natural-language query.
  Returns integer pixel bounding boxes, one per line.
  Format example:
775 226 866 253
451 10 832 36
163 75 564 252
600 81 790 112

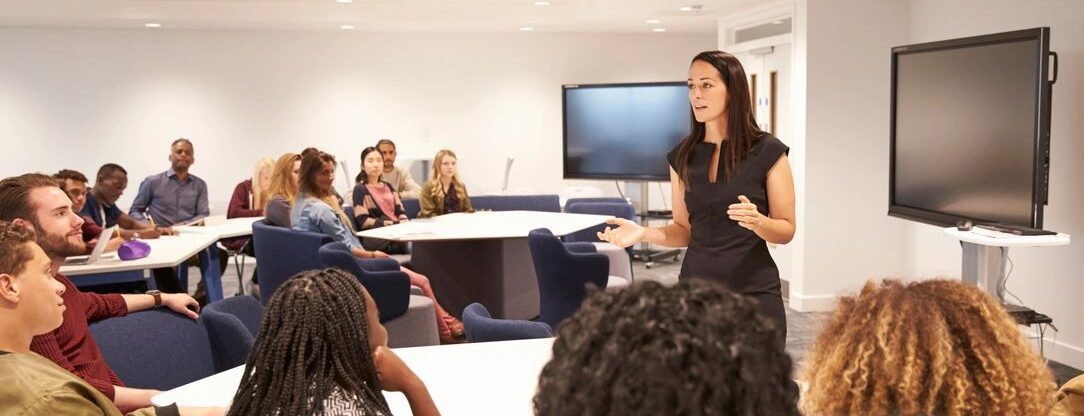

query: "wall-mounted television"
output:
889 27 1055 229
562 82 691 181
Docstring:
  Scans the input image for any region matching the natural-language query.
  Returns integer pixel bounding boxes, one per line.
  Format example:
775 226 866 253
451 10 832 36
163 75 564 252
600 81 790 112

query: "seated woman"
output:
801 279 1058 415
534 279 799 416
353 146 410 254
224 157 274 243
227 268 439 416
418 149 473 218
263 152 301 228
292 151 464 344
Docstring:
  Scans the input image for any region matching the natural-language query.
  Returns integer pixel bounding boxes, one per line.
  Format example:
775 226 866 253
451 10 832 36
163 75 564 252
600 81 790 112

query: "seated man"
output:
376 138 422 199
83 163 170 240
129 138 224 296
54 169 123 254
0 173 200 413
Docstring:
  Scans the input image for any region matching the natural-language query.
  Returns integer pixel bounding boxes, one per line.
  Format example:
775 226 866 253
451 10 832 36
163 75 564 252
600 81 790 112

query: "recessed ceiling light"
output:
144 23 161 28
653 28 667 32
533 1 551 5
645 19 661 24
520 27 536 31
340 24 355 30
679 6 693 11
336 0 352 3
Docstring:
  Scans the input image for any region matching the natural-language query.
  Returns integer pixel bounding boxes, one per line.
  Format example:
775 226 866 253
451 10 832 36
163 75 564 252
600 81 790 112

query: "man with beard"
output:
0 173 200 413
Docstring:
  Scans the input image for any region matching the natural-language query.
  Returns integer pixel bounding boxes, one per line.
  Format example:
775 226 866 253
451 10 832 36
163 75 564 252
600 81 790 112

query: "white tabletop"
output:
357 211 612 242
153 337 555 415
59 233 219 277
173 216 263 239
943 227 1071 248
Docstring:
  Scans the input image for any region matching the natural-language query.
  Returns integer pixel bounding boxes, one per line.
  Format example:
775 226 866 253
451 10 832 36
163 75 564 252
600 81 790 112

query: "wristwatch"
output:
146 290 162 308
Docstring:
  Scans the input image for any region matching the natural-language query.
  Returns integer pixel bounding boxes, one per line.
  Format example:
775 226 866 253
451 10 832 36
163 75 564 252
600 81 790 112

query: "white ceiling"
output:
0 0 757 33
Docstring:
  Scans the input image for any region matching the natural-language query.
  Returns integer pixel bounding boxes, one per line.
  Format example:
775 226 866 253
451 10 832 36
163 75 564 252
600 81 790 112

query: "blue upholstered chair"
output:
89 309 216 390
470 194 561 212
564 197 629 206
202 294 263 337
318 243 440 347
564 201 637 282
528 228 628 329
200 298 264 371
251 220 333 304
402 198 421 219
462 303 552 343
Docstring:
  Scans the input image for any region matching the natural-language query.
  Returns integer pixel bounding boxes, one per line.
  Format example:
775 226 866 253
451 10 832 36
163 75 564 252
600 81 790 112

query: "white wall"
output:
0 29 712 210
905 0 1084 369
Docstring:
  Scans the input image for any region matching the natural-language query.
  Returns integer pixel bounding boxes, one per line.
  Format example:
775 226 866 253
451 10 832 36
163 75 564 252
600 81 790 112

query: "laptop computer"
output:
63 226 117 265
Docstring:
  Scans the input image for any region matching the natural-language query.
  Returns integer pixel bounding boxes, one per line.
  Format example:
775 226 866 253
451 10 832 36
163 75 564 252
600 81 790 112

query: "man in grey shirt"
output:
129 138 209 226
376 139 421 199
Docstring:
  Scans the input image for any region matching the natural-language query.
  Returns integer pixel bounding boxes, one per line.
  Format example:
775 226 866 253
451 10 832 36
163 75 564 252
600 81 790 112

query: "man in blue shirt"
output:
129 139 223 301
129 139 209 226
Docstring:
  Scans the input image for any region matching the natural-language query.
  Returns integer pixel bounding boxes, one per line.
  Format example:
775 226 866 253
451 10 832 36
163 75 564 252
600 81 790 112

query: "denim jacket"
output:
291 193 362 250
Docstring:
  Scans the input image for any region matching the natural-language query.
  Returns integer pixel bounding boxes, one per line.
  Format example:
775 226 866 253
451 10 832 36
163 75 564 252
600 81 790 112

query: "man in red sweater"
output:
0 173 200 412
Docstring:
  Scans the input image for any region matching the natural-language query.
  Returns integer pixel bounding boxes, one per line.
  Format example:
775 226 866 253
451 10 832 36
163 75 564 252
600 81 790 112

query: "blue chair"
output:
89 309 216 390
318 243 440 347
565 197 629 206
201 305 257 371
203 295 263 337
402 198 421 219
251 220 333 304
471 194 561 212
528 228 627 328
565 201 637 282
318 242 410 322
462 303 552 343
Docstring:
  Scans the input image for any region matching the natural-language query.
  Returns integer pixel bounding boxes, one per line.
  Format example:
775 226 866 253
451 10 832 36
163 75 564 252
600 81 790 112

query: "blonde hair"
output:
251 157 275 211
266 153 301 210
429 149 468 203
800 279 1056 416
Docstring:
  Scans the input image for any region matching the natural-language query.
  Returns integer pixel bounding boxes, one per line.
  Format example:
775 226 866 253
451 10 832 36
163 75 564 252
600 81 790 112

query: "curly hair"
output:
227 268 390 416
534 279 798 416
0 220 36 277
800 279 1056 415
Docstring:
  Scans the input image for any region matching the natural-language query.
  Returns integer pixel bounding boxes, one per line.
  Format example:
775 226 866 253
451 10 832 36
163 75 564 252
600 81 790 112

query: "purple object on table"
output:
118 240 152 260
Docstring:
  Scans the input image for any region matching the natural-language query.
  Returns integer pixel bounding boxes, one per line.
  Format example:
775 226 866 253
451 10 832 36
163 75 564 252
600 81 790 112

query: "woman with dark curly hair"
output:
534 279 798 416
801 279 1058 416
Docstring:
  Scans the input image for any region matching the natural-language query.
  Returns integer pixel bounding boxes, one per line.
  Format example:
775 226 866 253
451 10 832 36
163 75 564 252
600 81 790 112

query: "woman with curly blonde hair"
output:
801 279 1057 416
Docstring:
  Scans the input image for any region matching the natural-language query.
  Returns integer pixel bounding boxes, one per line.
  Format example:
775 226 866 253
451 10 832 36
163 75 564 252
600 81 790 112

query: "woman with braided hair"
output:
534 279 799 416
801 279 1058 415
227 268 439 416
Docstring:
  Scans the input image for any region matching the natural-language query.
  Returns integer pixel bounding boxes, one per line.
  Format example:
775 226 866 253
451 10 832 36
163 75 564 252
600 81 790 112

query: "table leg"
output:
410 238 539 320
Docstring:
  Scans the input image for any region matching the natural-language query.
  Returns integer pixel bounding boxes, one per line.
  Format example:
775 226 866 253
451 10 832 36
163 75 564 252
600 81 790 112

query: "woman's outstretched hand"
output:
596 218 645 248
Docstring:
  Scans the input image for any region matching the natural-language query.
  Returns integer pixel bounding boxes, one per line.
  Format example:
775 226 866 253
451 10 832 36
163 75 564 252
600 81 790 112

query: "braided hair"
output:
534 279 798 416
227 268 390 416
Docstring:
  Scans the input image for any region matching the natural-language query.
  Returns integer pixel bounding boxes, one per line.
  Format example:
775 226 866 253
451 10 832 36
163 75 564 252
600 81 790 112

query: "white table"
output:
174 216 264 239
60 233 225 300
152 337 556 415
358 211 612 319
943 227 1071 301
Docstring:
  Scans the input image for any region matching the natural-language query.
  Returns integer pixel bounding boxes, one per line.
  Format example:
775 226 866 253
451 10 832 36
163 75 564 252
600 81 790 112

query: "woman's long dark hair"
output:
673 51 766 186
227 268 391 415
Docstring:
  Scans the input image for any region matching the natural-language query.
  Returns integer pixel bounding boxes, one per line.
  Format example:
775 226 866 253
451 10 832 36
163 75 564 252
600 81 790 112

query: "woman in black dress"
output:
598 51 796 340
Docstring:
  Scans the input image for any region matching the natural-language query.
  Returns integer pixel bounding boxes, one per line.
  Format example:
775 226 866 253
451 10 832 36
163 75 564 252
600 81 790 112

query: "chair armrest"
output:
564 242 598 254
358 258 402 272
358 269 411 322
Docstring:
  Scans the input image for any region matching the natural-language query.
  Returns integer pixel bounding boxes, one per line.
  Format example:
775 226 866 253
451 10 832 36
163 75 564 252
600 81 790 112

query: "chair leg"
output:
232 252 246 296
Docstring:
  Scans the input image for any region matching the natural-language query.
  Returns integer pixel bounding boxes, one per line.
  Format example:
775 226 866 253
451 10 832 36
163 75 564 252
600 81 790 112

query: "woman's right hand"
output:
371 250 390 259
597 218 645 248
372 346 424 393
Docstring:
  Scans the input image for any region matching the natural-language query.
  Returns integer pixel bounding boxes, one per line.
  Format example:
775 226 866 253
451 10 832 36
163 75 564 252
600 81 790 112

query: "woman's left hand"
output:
727 195 764 231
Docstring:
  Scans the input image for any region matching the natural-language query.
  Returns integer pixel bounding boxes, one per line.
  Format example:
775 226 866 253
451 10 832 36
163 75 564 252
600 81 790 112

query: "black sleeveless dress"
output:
667 134 789 339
